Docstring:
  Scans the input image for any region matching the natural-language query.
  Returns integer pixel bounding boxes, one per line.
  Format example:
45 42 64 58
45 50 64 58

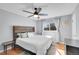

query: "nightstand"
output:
2 41 14 54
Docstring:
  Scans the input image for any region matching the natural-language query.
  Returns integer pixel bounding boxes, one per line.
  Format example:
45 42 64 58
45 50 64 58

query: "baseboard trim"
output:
0 47 12 53
0 50 3 53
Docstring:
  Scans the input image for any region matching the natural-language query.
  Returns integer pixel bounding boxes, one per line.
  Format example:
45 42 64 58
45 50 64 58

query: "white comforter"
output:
16 35 53 55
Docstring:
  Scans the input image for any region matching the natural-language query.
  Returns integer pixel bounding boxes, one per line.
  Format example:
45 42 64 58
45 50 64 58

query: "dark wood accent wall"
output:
13 26 35 33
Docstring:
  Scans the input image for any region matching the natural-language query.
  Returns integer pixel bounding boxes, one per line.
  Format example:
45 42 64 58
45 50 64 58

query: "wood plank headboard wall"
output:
13 26 35 33
13 26 35 47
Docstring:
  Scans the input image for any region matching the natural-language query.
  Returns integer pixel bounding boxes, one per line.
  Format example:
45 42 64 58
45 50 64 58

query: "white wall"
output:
35 20 43 35
0 9 36 46
72 13 77 38
72 4 79 38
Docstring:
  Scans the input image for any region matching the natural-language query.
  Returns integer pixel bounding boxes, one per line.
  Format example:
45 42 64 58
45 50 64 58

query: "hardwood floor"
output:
0 48 23 55
55 42 64 55
0 42 64 55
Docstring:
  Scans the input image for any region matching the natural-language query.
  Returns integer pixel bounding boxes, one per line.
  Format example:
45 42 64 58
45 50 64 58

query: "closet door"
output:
59 15 72 42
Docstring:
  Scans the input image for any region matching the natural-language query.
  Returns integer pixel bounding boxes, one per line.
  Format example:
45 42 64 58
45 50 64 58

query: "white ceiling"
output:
0 3 78 19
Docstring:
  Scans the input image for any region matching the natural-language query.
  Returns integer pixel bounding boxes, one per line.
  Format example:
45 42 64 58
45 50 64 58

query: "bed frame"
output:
13 26 35 48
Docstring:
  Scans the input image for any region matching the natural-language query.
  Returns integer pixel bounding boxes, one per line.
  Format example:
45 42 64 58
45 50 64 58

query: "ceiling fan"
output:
22 7 48 18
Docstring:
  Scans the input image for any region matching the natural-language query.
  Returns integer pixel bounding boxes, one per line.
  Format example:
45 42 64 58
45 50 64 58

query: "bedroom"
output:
0 3 79 55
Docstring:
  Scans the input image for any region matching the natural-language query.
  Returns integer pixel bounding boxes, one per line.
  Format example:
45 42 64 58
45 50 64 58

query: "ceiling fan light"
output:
34 15 38 17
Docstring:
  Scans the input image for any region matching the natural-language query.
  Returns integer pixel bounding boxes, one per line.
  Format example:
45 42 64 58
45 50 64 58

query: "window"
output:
44 23 57 31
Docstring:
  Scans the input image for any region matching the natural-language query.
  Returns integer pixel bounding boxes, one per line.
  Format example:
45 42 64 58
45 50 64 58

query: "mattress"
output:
16 35 53 55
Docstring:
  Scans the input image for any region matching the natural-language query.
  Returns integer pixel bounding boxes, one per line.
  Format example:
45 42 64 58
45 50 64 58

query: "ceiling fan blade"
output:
23 10 33 14
37 8 42 13
39 13 48 16
27 15 34 18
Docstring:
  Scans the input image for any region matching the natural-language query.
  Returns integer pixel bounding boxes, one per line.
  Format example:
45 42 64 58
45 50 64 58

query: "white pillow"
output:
28 32 35 37
21 32 28 38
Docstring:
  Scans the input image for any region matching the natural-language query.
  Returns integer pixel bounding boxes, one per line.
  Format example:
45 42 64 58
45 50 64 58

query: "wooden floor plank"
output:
55 42 64 55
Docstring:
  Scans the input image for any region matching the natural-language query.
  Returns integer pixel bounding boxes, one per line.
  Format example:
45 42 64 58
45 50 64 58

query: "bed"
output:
13 26 53 55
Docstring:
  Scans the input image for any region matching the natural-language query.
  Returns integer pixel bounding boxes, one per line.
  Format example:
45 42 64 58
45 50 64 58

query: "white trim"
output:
0 47 12 53
0 49 4 53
